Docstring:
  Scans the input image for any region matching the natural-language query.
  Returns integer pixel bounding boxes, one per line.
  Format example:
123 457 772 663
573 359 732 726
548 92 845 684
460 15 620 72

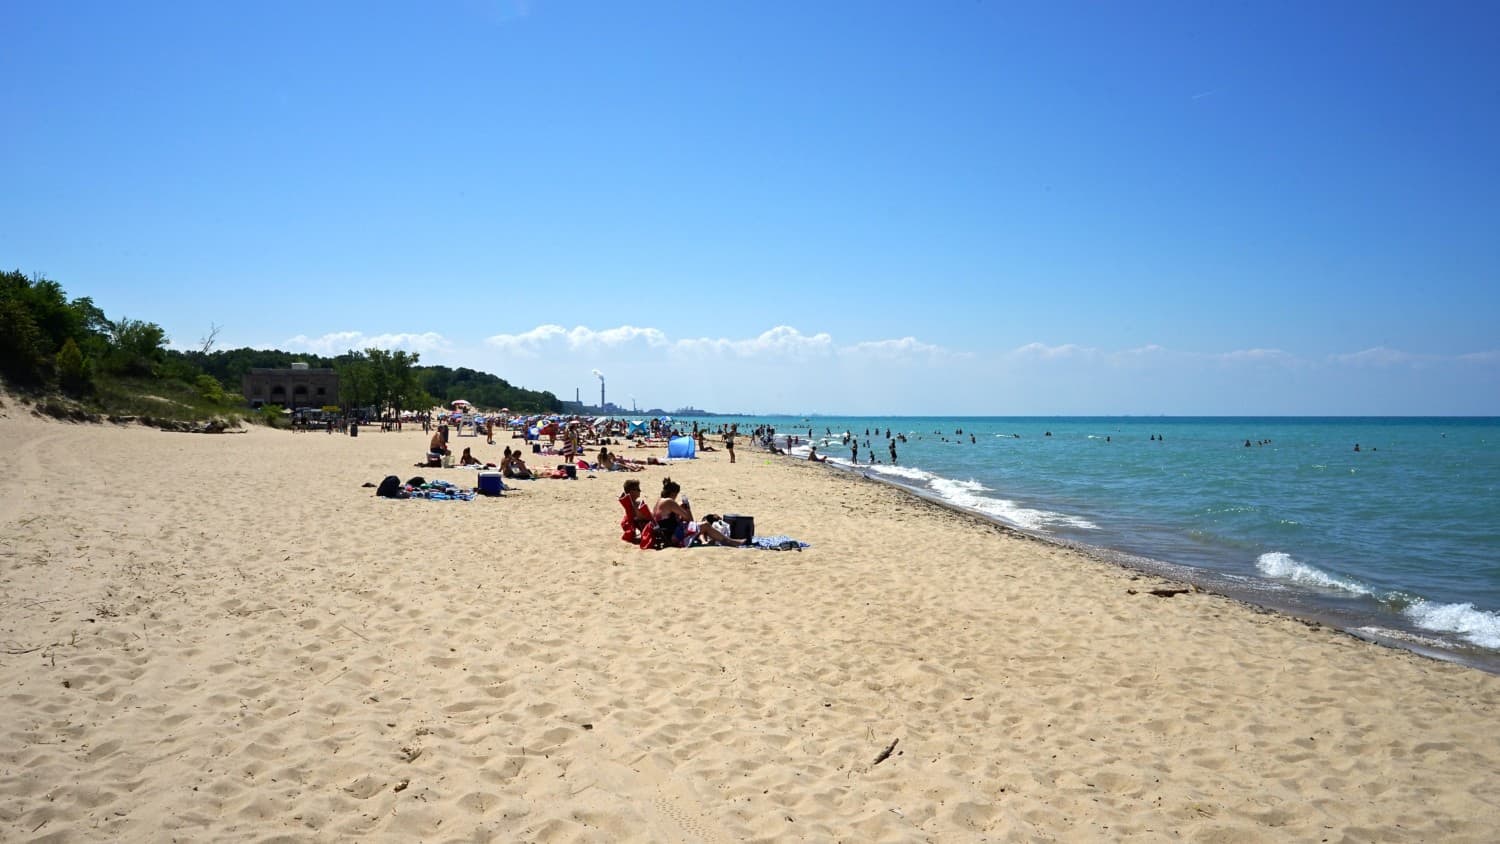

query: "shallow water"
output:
679 415 1500 667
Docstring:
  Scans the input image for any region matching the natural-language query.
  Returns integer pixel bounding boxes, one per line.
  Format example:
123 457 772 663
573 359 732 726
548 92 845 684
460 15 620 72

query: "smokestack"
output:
592 369 605 410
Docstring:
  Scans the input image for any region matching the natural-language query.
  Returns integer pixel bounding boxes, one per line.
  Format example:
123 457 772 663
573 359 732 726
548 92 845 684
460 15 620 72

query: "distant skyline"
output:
3 1 1497 414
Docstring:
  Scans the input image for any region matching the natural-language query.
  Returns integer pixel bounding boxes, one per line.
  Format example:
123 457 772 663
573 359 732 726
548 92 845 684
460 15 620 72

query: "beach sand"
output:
2 406 1498 842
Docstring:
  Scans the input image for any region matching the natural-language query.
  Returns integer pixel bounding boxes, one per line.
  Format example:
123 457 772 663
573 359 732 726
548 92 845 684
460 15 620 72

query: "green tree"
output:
360 348 425 424
337 351 371 415
0 272 115 387
258 404 287 427
105 318 167 377
0 296 48 384
195 373 225 403
56 337 91 393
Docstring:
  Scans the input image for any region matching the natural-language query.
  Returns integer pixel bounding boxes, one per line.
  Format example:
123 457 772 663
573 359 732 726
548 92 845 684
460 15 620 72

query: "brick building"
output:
242 362 339 409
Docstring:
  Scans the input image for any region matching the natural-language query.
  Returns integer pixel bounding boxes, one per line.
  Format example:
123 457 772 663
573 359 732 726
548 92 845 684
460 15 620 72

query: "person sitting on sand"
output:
653 478 746 547
458 446 489 467
619 478 653 541
429 426 451 456
807 446 828 463
502 447 533 480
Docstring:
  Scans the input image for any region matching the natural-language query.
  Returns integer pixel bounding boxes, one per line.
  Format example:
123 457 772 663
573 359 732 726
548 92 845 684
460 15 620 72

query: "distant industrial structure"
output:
242 362 338 409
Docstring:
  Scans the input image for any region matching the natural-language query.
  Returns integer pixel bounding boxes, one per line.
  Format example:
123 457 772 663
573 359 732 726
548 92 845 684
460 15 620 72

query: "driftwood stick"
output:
872 738 899 766
339 623 371 642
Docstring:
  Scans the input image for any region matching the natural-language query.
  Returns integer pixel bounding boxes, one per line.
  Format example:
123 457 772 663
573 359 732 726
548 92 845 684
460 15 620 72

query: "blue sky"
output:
3 1 1497 414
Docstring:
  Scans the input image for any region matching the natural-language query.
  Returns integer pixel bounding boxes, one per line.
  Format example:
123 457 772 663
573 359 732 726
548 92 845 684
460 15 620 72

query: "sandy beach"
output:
2 406 1498 842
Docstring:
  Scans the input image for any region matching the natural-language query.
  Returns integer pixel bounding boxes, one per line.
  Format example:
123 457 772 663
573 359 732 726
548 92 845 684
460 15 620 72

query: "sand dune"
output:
2 406 1497 841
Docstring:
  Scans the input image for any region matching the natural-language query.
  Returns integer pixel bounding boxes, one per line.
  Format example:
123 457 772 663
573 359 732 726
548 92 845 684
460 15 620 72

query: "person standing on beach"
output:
851 440 859 463
725 425 737 463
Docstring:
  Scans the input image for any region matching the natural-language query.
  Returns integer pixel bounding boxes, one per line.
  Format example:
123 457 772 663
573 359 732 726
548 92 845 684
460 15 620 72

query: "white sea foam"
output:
1403 600 1500 649
1352 626 1456 650
927 477 1099 532
865 463 937 483
1255 552 1373 596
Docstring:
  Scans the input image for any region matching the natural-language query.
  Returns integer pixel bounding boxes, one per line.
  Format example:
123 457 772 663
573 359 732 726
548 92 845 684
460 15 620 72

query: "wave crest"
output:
1256 552 1373 596
1404 600 1500 649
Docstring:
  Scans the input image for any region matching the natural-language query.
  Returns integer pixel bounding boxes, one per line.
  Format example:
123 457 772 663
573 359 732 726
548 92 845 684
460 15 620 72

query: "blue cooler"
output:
477 471 504 496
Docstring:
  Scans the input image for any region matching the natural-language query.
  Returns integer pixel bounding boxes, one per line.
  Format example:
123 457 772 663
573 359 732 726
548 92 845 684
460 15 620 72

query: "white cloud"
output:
284 331 451 355
1009 342 1097 360
1119 344 1169 357
487 323 945 361
1329 346 1500 368
1214 348 1295 363
485 324 672 356
576 325 671 348
1333 346 1415 366
842 336 956 359
677 326 837 358
484 324 567 357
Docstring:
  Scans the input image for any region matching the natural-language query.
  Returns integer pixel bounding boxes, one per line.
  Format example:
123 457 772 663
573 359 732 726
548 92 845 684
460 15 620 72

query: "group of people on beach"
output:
620 477 747 548
385 416 770 549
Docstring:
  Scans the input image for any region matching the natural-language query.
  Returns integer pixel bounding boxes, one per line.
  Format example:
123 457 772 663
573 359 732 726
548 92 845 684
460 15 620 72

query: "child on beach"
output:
458 447 491 468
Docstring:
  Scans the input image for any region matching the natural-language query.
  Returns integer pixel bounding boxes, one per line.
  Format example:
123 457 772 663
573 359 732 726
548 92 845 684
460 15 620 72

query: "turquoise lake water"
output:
679 415 1500 669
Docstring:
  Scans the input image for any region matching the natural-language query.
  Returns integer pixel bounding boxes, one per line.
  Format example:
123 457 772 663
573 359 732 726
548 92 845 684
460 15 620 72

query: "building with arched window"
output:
241 362 339 409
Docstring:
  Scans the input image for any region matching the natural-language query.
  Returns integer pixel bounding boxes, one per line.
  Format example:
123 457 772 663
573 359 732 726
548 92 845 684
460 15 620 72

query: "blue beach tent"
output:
667 436 697 459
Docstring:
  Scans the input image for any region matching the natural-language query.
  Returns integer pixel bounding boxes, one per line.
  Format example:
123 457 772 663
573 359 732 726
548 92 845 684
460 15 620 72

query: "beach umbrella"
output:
451 399 471 408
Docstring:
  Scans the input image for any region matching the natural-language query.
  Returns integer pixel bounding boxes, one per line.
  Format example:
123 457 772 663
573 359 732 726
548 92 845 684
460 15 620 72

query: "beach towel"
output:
745 535 810 551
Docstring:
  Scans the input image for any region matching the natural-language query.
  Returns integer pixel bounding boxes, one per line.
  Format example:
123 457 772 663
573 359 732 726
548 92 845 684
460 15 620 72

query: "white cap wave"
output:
1258 552 1500 649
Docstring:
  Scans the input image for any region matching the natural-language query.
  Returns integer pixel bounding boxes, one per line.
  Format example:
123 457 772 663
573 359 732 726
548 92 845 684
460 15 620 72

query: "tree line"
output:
1 268 175 391
1 269 561 418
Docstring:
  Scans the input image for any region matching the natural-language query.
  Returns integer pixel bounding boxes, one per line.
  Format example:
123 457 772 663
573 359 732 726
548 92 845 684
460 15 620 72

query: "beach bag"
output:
376 475 406 499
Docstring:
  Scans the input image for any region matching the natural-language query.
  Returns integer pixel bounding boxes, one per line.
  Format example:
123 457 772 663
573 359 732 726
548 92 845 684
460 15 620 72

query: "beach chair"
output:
619 493 650 544
619 493 680 549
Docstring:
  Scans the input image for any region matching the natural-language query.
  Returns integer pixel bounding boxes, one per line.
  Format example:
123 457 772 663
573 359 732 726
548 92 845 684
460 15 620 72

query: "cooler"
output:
477 471 504 496
725 514 754 542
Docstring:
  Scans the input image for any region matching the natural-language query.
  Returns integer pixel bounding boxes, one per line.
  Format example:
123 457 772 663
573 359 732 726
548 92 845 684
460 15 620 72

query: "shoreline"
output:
4 411 1499 840
807 454 1500 675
